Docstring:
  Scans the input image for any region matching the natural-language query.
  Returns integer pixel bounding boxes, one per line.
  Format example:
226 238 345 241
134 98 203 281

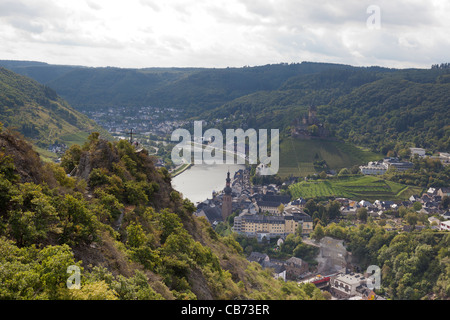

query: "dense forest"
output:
321 69 450 154
203 66 450 155
2 60 448 155
0 127 326 300
0 60 358 112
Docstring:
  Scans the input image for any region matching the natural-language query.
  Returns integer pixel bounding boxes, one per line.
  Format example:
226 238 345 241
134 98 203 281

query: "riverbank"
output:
170 163 193 178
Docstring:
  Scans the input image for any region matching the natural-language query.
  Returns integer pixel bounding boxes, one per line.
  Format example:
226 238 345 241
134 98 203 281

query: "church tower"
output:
222 171 233 221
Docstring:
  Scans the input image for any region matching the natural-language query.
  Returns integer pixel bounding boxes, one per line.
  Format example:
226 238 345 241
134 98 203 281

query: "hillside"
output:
0 129 325 300
277 138 381 178
0 67 110 151
204 66 450 155
321 70 450 153
2 59 448 157
0 60 365 112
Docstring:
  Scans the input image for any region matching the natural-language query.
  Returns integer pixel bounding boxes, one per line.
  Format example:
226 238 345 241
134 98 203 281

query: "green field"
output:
278 137 382 178
289 175 424 201
59 132 91 147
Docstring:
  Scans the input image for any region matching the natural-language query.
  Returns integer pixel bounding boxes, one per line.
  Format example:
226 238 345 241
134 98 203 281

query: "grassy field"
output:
59 132 91 147
278 137 382 178
289 175 424 201
33 146 59 163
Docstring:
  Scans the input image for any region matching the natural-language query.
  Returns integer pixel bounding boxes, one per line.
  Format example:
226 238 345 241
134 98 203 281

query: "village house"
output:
410 147 426 157
428 216 441 227
285 257 309 280
441 211 450 220
359 161 388 175
247 252 286 281
256 194 291 214
383 157 414 172
439 152 450 165
233 210 313 240
359 157 414 175
330 273 368 299
438 187 450 198
440 220 450 231
289 197 307 209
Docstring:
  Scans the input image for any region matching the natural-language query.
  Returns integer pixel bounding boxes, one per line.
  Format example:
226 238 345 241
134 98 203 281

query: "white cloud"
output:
0 0 448 68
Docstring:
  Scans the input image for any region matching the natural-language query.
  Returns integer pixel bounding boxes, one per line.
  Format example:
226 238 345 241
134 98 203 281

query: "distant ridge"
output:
0 67 110 149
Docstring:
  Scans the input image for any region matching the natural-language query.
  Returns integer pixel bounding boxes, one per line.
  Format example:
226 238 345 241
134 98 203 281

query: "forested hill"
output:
0 67 110 148
1 60 449 154
203 65 450 155
0 129 325 300
0 60 385 112
321 70 450 154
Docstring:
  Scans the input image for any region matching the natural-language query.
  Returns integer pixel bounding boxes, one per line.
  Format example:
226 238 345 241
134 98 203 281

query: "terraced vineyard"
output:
278 137 381 178
289 175 424 201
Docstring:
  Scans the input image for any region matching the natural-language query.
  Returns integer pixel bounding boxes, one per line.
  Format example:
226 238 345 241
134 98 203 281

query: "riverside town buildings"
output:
233 211 313 241
195 169 313 241
359 157 413 175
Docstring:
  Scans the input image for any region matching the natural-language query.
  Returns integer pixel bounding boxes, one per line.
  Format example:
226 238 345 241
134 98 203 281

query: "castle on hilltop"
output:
291 106 330 139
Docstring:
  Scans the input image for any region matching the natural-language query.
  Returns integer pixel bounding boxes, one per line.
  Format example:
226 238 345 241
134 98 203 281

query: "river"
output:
172 163 245 204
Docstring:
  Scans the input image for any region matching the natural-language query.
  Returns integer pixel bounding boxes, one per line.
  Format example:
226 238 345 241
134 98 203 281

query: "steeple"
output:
222 170 232 220
224 170 232 195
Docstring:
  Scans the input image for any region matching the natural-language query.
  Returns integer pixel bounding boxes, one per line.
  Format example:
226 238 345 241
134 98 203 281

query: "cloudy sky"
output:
0 0 449 69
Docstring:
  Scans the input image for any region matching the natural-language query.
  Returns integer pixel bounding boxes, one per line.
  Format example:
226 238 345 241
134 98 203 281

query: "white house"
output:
428 216 440 226
331 273 367 299
410 148 426 157
440 220 450 231
440 152 450 165
441 211 450 220
359 162 388 175
359 200 373 208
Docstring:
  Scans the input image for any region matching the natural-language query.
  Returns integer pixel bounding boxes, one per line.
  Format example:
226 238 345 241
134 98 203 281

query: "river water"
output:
172 163 245 204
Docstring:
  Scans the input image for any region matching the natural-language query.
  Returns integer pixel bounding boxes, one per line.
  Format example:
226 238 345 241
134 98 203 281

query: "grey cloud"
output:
0 0 448 68
8 16 45 34
85 0 102 11
139 0 160 12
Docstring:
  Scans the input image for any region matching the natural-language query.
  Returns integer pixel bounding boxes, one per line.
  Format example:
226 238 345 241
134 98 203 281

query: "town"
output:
194 163 450 300
81 105 187 137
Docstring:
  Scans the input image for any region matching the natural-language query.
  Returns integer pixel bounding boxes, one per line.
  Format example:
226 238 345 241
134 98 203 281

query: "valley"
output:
0 60 449 302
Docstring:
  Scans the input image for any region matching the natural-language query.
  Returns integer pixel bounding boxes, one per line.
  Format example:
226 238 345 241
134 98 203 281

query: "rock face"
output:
73 139 120 180
0 130 51 185
316 236 350 275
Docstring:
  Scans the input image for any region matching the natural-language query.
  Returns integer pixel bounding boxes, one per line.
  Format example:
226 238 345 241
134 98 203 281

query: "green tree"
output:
413 201 422 211
305 199 318 215
68 281 118 300
338 168 350 176
60 144 82 174
8 183 59 246
311 224 325 241
327 200 341 220
442 196 450 209
150 208 183 244
126 222 147 248
58 194 98 245
319 171 327 179
356 207 368 222
308 125 318 136
405 211 418 230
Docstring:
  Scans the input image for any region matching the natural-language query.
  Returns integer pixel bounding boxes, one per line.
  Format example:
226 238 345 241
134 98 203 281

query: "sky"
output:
0 0 449 69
